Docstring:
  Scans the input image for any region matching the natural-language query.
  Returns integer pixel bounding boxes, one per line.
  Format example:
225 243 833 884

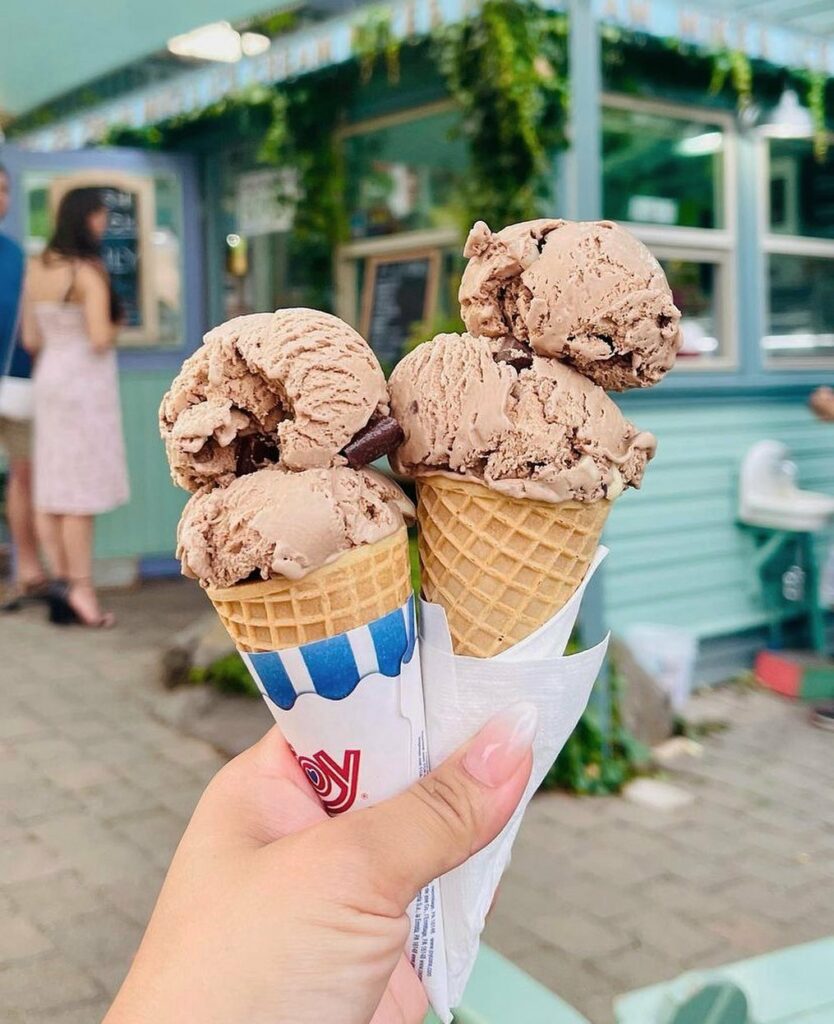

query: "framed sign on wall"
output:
359 248 440 366
48 171 158 346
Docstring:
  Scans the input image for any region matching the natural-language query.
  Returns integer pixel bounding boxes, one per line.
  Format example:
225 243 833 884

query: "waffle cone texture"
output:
206 528 412 653
417 476 610 657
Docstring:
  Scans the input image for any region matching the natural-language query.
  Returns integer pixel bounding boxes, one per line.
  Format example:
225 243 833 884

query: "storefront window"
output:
658 257 721 360
602 104 725 230
764 137 834 364
602 96 735 368
343 105 468 238
22 169 183 348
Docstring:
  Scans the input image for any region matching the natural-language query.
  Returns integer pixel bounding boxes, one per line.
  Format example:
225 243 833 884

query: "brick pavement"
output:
2 581 834 1023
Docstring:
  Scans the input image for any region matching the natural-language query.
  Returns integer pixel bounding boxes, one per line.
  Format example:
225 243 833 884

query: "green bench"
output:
425 945 591 1024
616 938 834 1023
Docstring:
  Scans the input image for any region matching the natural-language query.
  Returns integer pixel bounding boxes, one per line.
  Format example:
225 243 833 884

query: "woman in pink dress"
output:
22 188 129 627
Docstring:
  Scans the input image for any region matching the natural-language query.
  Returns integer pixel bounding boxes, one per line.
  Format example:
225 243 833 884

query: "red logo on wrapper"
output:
296 749 361 815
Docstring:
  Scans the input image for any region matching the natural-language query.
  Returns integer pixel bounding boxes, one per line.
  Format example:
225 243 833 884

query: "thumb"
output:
330 702 537 909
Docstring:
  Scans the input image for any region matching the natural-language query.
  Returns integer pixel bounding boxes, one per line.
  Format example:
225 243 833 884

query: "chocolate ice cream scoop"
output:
177 465 414 587
459 219 682 391
389 332 656 503
160 309 390 492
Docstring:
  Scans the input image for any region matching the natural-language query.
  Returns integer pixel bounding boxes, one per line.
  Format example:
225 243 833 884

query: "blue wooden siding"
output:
95 371 185 560
604 396 834 639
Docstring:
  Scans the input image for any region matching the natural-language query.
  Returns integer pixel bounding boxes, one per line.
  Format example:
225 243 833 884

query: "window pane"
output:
768 138 834 240
658 257 723 361
344 108 468 238
22 170 183 348
603 107 724 229
766 253 834 359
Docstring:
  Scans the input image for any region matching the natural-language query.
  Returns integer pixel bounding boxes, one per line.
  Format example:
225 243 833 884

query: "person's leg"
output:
36 512 68 579
6 458 46 586
61 514 113 626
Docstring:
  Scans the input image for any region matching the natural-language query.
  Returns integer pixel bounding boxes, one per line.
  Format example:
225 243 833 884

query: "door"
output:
0 142 205 576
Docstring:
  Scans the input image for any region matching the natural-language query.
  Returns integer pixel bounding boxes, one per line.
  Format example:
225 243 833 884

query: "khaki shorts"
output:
0 415 32 463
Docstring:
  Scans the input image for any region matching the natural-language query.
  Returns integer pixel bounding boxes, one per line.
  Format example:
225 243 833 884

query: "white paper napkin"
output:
419 548 609 1012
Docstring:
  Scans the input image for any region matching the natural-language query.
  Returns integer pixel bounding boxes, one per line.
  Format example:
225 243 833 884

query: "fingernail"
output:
463 703 538 787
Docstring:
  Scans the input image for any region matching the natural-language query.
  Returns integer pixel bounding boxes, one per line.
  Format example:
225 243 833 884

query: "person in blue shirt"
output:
0 163 47 609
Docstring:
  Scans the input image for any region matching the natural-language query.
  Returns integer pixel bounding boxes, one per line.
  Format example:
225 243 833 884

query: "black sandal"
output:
48 579 115 629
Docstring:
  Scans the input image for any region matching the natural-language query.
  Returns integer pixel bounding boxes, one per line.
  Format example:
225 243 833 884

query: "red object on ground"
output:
755 649 834 700
755 650 801 697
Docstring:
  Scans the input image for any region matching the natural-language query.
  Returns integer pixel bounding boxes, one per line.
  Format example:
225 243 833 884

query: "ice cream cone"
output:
206 527 412 653
417 476 610 657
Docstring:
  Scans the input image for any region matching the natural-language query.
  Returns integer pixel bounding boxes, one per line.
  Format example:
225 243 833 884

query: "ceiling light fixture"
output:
168 22 243 63
764 89 814 139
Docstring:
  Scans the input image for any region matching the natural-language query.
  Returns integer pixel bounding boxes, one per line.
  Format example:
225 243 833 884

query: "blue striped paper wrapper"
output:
239 595 450 1018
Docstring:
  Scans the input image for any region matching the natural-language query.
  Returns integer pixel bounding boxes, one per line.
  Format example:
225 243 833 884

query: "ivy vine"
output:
432 0 569 230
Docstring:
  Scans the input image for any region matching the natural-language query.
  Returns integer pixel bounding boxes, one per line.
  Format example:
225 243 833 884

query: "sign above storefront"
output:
236 169 298 237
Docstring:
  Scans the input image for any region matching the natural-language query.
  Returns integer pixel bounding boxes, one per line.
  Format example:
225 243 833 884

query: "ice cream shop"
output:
2 0 834 680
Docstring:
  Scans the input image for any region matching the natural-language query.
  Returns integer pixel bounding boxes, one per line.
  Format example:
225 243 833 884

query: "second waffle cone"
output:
417 476 609 657
206 528 412 653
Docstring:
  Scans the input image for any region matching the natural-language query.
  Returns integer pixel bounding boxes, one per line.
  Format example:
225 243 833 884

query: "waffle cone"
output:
205 528 412 653
417 476 609 657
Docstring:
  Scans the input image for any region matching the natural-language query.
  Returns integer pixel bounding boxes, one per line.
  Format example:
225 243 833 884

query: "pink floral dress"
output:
32 301 129 516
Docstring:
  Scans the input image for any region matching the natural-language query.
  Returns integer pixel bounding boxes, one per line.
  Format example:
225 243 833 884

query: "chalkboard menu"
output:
361 250 439 365
100 187 141 328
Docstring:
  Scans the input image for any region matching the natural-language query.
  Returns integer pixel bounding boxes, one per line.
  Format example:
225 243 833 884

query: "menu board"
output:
361 250 439 365
100 187 141 328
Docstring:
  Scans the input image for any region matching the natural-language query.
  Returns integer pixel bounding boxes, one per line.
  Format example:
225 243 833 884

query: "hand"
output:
104 704 537 1024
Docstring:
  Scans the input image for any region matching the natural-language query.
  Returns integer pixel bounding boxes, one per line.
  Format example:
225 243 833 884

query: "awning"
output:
14 0 834 153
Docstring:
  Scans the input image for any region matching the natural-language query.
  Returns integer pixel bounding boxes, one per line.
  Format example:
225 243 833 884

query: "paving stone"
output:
48 909 142 971
528 909 632 959
0 712 48 740
0 915 53 963
5 872 106 929
74 779 160 822
29 814 154 885
98 868 165 928
623 906 722 962
705 913 783 956
0 954 101 1012
0 835 67 885
595 944 679 989
86 958 129 999
25 1000 114 1024
111 808 186 869
17 737 81 764
513 944 611 1010
1 779 83 823
40 755 113 793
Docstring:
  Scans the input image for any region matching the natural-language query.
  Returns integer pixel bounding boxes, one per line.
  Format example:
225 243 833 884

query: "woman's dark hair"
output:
46 187 122 323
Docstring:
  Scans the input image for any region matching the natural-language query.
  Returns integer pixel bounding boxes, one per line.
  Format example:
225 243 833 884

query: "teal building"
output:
2 0 833 679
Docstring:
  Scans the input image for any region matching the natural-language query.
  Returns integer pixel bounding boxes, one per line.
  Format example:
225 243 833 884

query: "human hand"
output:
104 703 537 1024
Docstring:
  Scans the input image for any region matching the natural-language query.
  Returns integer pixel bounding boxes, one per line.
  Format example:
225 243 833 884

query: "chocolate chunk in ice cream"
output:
341 416 405 469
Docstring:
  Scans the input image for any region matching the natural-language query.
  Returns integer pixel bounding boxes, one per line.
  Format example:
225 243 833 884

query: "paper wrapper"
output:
420 547 610 1012
239 595 450 1013
237 552 608 1022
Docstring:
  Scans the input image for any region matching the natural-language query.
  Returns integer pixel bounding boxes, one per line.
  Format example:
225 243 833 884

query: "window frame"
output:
601 92 739 372
758 131 834 370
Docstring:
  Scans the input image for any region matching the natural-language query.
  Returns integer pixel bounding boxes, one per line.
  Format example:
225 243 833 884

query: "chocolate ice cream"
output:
177 465 414 588
458 219 682 390
389 332 656 503
160 309 390 491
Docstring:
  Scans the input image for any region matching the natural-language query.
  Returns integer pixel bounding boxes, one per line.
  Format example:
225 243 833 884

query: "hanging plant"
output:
807 72 829 162
353 6 401 85
433 0 569 231
709 48 753 111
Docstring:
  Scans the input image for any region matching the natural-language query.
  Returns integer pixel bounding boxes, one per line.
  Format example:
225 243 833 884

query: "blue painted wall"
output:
604 395 834 640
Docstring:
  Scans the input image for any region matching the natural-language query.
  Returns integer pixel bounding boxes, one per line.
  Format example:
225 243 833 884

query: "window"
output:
602 96 736 368
342 103 467 239
23 169 184 348
763 137 834 364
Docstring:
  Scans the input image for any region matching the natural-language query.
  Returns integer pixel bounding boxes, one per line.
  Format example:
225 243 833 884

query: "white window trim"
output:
602 93 739 371
758 134 834 369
